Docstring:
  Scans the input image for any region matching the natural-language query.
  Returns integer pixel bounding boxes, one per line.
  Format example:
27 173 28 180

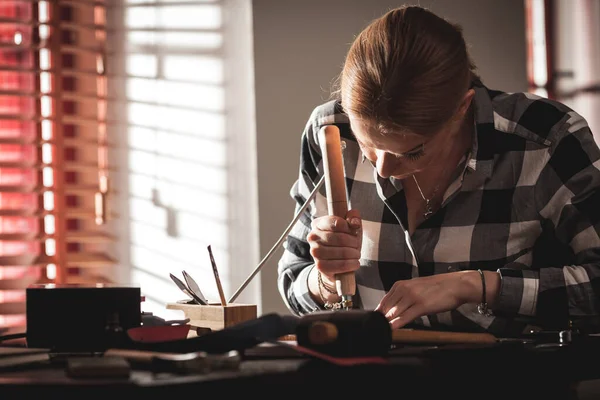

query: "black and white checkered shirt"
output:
277 81 600 336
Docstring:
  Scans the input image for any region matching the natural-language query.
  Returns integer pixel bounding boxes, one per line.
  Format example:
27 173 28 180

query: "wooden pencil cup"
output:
166 302 257 332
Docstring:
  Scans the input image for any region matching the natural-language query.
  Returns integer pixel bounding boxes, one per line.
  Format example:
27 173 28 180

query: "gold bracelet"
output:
317 270 344 310
318 271 337 294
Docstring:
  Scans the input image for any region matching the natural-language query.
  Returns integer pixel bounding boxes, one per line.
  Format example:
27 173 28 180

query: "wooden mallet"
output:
296 310 497 357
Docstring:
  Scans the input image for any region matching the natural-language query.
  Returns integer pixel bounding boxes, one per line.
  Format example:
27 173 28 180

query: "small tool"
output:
207 245 227 306
170 273 205 305
104 348 241 375
66 356 131 379
226 175 326 304
182 270 209 305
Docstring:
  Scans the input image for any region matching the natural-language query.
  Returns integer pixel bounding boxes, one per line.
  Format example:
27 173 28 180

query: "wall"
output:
553 0 600 143
107 0 260 320
252 0 528 316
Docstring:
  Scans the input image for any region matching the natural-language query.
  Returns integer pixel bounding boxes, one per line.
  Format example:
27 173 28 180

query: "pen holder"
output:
166 302 257 331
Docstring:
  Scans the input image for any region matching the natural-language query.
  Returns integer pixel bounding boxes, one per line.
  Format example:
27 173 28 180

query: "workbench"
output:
1 338 600 399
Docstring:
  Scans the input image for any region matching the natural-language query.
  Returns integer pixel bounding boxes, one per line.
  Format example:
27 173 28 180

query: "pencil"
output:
207 245 227 306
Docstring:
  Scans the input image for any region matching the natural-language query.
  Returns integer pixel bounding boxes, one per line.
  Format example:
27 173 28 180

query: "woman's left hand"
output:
374 270 486 329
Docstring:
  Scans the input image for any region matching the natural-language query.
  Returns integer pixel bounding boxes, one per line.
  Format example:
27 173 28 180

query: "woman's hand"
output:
375 270 499 329
307 209 362 288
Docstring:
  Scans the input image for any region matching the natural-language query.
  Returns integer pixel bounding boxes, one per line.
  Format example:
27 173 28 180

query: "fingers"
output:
379 302 422 329
308 211 362 245
314 258 360 274
345 209 361 220
311 210 362 235
307 210 363 276
346 211 362 236
376 284 421 329
309 244 361 261
389 305 421 329
375 283 400 315
306 229 360 248
376 292 413 321
312 215 355 234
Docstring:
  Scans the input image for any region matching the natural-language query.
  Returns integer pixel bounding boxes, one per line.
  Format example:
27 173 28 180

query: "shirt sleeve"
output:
277 107 330 315
496 112 600 330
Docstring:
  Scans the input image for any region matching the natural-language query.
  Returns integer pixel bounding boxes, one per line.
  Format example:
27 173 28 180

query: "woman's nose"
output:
375 150 397 179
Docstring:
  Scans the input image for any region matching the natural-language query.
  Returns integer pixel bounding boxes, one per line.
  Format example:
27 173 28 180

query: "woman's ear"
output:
458 89 475 117
449 89 475 125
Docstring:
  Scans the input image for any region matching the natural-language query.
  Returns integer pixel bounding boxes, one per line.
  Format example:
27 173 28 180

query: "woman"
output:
277 5 600 336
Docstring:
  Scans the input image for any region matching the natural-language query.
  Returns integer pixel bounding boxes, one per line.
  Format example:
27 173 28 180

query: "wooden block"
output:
166 302 257 331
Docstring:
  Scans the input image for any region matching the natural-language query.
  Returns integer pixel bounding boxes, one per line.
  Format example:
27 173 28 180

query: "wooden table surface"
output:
2 340 600 399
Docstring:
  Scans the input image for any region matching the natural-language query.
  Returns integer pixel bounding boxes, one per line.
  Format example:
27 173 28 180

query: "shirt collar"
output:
466 82 495 180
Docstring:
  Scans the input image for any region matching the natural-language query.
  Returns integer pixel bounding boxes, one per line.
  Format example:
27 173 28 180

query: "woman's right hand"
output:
307 209 362 288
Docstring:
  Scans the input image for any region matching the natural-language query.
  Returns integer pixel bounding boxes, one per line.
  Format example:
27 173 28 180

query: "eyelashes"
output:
361 150 425 163
398 149 425 161
359 143 426 163
393 143 426 161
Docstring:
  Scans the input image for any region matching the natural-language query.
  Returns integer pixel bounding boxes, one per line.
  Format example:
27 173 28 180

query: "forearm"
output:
278 248 343 313
277 237 321 314
494 263 600 328
521 118 600 327
306 266 343 306
458 270 501 308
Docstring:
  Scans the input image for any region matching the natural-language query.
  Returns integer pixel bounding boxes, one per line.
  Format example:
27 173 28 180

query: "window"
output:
107 0 260 320
0 0 115 335
0 0 260 335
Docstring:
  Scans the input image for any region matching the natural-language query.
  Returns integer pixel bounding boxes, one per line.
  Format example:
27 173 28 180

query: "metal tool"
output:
227 176 326 304
104 348 241 375
169 273 206 305
182 270 209 305
224 127 354 307
523 328 575 348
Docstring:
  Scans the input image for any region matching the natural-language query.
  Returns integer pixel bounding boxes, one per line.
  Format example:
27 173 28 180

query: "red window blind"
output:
0 0 42 334
0 0 115 336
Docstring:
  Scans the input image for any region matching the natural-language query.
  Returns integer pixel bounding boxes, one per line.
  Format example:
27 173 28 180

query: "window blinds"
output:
0 0 116 335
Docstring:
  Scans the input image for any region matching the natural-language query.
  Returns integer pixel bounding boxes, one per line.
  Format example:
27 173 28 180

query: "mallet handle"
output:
391 328 497 344
317 125 356 302
306 321 498 345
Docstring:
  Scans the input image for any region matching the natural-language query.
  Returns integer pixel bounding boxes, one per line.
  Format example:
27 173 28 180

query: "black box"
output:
26 284 142 352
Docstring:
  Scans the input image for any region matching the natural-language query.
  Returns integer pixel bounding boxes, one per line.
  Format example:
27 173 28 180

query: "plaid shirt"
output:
277 81 600 336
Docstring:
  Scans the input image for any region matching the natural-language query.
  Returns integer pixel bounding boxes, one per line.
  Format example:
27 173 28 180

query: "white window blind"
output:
107 0 260 320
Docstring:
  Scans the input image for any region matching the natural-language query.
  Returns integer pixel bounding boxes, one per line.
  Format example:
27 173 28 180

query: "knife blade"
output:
169 273 202 305
182 270 209 305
